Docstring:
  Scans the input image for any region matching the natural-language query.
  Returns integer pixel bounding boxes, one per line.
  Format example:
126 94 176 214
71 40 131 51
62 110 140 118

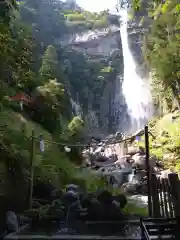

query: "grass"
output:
0 107 110 192
123 202 148 217
147 112 180 169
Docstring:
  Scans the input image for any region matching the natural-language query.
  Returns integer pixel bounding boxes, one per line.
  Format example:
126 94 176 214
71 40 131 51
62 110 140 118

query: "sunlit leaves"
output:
68 116 84 136
100 66 114 73
139 0 180 111
176 4 180 12
37 79 64 109
161 1 170 14
132 0 141 11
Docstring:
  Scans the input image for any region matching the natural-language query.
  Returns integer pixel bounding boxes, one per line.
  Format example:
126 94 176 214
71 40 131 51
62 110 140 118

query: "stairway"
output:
4 218 180 239
140 218 179 240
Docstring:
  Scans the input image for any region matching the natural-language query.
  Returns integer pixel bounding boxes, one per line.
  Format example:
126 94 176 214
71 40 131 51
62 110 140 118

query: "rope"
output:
31 135 135 147
34 136 90 148
34 130 154 148
32 135 136 148
1 123 154 148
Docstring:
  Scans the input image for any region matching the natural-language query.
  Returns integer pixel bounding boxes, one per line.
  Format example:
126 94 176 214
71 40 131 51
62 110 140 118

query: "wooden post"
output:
145 125 152 217
151 174 160 217
168 173 180 217
29 129 35 209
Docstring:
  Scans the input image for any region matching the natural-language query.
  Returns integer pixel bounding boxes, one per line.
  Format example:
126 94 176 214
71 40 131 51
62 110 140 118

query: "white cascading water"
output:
119 9 153 132
70 98 82 117
84 109 100 136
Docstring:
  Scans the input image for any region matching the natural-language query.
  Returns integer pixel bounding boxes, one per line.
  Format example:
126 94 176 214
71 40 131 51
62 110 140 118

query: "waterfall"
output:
119 9 153 132
70 98 82 117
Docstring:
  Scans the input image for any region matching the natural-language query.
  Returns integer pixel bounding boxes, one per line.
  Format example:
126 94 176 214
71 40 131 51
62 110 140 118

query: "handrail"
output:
140 219 151 240
140 218 178 240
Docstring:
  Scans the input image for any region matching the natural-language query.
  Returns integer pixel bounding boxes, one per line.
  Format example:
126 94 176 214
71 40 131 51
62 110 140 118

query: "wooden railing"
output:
151 173 180 218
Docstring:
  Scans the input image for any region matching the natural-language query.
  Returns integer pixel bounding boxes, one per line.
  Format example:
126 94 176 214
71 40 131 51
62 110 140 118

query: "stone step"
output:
5 235 141 240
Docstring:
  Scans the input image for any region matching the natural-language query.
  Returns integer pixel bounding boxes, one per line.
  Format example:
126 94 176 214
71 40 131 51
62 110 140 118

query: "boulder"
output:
95 156 110 162
82 151 94 165
160 169 172 179
132 154 156 170
122 154 133 160
138 183 148 194
66 184 79 192
108 154 118 162
94 147 105 155
116 155 134 166
121 182 139 194
115 132 123 140
97 190 112 205
107 168 132 186
128 170 146 185
149 155 157 168
127 146 145 155
135 170 147 179
156 161 164 169
62 190 79 207
127 146 140 155
113 194 127 209
6 211 19 233
112 200 120 208
132 153 146 169
51 189 63 199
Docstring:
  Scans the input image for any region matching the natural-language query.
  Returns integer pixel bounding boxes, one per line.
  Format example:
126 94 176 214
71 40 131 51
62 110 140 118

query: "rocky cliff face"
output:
55 8 146 136
100 74 130 134
18 0 149 138
61 26 120 56
58 23 132 135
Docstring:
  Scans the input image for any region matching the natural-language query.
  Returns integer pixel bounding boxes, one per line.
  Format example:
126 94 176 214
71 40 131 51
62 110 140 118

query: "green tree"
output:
37 78 64 109
134 0 180 110
0 0 17 23
39 45 59 81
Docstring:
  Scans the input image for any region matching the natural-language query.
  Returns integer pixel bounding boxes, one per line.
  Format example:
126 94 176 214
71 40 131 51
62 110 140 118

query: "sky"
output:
76 0 117 12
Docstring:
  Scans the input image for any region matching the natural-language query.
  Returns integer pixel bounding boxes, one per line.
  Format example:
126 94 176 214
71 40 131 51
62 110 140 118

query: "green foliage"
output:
138 113 180 170
123 202 148 216
39 45 59 81
68 116 84 136
0 0 123 211
0 0 17 24
135 0 180 111
132 0 141 11
65 10 109 29
37 79 64 109
24 200 65 220
66 13 86 21
101 66 114 73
